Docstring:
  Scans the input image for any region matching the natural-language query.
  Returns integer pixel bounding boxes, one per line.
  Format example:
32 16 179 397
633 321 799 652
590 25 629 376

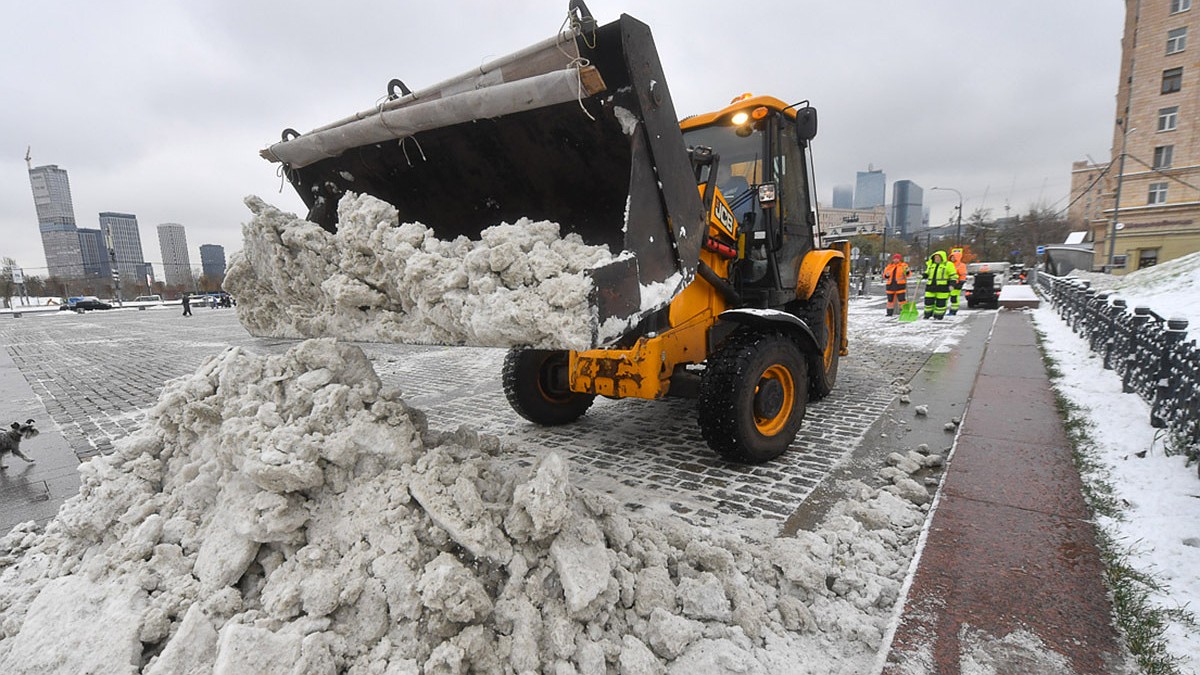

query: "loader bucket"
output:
260 13 706 348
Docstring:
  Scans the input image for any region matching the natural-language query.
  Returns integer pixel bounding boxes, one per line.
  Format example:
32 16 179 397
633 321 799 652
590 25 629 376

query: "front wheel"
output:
794 277 842 400
698 331 808 463
502 349 595 426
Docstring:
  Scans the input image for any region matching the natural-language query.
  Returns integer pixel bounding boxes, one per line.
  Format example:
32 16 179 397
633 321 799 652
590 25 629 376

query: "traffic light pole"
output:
109 247 123 308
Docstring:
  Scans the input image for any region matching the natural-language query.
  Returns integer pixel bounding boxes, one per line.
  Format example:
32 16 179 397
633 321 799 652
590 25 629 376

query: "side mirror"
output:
795 106 817 143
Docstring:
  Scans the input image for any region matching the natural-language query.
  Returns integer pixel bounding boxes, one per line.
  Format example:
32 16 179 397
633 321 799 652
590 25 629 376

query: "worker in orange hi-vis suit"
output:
948 250 968 316
882 253 910 317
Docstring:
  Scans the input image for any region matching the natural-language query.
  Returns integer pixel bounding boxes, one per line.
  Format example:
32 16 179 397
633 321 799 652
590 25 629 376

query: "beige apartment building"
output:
1068 160 1109 229
1079 0 1200 273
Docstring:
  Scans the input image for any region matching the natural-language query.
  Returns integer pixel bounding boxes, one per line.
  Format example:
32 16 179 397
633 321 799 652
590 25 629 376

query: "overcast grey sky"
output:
1 0 1123 276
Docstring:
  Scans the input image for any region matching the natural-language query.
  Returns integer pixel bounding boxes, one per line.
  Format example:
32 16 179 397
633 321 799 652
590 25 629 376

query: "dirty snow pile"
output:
225 193 622 350
0 339 931 674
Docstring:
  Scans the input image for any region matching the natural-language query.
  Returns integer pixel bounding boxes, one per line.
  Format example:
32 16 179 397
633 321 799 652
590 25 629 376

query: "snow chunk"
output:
613 106 640 136
0 576 146 675
550 518 615 618
213 623 302 674
144 605 218 675
417 552 494 623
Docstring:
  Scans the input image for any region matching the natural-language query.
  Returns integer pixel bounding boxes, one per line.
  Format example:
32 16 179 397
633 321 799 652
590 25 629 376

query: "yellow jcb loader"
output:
259 2 848 463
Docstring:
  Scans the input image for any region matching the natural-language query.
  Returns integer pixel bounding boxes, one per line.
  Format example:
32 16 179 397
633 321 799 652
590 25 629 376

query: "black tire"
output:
795 277 841 400
968 298 978 309
698 331 808 463
502 349 595 426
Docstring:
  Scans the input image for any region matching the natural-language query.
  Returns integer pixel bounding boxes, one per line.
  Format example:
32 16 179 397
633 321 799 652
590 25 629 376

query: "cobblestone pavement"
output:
0 298 968 527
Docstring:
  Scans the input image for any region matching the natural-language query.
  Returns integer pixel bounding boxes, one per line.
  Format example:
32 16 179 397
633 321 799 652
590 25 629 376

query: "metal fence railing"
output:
1036 272 1200 468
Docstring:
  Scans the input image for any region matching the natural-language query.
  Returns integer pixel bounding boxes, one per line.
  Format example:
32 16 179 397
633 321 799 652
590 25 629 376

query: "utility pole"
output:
1107 122 1131 271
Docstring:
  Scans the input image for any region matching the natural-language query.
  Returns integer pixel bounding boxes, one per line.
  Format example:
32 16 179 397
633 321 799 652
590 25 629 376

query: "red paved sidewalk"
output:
884 310 1128 673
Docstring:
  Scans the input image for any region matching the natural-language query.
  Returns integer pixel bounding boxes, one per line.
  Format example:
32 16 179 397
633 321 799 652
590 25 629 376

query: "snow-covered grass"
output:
1064 250 1200 334
1034 258 1200 672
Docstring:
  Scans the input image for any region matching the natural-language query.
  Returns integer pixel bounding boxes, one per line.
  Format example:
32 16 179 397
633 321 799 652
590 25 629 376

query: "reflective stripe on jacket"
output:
924 250 958 291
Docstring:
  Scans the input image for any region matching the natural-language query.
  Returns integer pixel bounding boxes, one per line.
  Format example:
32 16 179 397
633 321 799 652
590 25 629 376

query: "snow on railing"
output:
1037 271 1200 473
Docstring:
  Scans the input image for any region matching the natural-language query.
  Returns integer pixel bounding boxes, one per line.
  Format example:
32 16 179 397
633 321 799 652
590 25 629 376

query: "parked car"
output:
134 295 163 303
61 296 113 311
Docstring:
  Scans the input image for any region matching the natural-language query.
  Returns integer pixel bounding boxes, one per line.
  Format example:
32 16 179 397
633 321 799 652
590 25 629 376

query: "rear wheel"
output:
795 277 841 400
698 331 808 463
502 349 595 426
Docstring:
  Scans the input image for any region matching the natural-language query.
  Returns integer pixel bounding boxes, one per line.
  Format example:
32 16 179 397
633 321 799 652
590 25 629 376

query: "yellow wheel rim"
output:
754 364 795 436
822 303 837 368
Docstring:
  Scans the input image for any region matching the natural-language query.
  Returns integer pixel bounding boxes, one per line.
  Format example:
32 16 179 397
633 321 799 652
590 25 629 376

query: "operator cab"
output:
681 95 819 303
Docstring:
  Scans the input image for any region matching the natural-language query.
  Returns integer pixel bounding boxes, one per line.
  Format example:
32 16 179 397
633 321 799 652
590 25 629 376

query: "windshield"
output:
681 122 766 214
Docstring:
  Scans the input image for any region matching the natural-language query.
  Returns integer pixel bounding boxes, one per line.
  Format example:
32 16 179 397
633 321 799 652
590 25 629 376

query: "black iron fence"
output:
1036 272 1200 466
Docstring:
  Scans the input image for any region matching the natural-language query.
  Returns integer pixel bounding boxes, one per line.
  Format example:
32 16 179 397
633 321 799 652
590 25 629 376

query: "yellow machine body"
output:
567 92 849 401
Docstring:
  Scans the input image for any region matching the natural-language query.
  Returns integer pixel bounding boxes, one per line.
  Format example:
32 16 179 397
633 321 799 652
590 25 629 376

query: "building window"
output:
1158 106 1180 131
1154 145 1175 168
1168 27 1188 54
1138 248 1159 269
1162 67 1184 93
1148 182 1169 204
1172 0 1191 13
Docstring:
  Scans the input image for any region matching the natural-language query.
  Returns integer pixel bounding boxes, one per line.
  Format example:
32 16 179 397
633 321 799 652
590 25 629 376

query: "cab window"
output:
776 121 809 233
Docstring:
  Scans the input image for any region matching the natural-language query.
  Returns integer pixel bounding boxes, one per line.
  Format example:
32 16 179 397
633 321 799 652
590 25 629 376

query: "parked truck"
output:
963 262 1011 309
255 2 849 463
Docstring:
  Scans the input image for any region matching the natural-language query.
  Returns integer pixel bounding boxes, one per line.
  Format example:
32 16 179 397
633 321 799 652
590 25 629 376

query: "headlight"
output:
757 183 777 205
731 111 749 126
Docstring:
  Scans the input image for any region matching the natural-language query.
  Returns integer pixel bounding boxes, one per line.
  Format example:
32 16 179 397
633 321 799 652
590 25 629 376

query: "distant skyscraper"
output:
99 212 147 286
158 223 193 289
832 185 854 209
853 168 886 209
28 162 84 280
199 244 227 281
891 180 923 237
76 228 111 279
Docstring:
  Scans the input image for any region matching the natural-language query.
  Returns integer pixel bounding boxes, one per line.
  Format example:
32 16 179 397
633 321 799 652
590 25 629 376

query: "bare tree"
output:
995 207 1072 267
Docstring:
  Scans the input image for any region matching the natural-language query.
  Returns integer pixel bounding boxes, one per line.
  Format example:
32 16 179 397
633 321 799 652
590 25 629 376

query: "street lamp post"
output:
930 186 963 248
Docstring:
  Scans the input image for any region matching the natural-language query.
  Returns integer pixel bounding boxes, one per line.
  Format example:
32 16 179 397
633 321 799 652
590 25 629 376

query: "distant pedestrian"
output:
182 293 192 317
948 251 968 316
882 253 910 317
923 250 958 320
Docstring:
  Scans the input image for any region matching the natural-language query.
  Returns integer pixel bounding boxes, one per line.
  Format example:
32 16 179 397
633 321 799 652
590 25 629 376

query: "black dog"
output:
1 420 38 469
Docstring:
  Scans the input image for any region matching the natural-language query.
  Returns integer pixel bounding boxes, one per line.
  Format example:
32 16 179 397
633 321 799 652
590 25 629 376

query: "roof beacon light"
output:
730 92 754 104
